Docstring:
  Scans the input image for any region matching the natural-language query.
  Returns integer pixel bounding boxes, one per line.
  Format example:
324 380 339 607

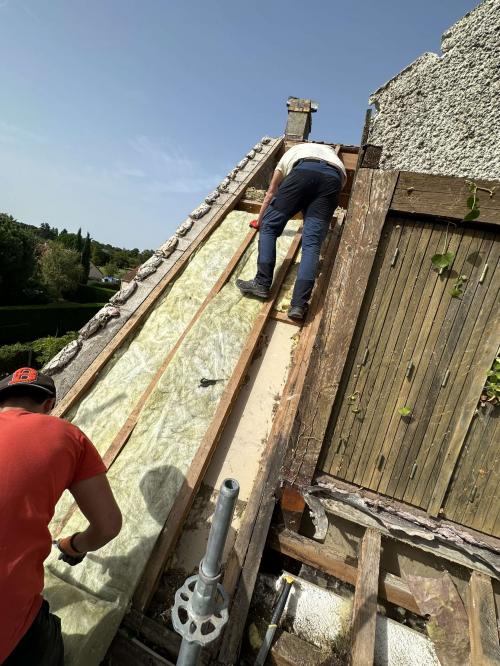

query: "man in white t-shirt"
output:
237 142 345 321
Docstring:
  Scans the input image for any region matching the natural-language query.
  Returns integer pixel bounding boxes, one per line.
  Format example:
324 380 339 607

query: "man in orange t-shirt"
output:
0 368 122 665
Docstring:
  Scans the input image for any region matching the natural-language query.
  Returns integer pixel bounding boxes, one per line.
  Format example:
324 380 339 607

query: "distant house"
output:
121 266 139 289
88 262 104 281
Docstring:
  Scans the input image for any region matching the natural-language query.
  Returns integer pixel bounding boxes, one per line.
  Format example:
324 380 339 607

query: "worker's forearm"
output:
72 522 120 553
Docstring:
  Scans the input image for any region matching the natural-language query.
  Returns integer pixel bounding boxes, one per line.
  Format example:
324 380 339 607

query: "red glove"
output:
249 219 260 230
54 533 87 566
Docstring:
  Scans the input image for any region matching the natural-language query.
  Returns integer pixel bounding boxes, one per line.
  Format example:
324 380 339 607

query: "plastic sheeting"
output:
45 215 300 665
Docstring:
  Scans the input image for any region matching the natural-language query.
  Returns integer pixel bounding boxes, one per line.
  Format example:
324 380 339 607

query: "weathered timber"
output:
405 572 470 666
350 528 381 666
391 172 500 226
52 138 283 418
283 168 399 489
268 527 420 614
468 572 500 665
217 226 343 664
428 296 500 516
133 231 303 613
107 631 174 666
122 609 181 663
269 630 333 666
313 473 500 579
337 222 442 484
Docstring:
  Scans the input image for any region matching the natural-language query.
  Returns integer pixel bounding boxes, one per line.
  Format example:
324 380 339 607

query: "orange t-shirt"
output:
0 408 106 662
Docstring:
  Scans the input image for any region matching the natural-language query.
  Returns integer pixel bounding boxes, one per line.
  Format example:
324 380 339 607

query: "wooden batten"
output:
468 572 500 665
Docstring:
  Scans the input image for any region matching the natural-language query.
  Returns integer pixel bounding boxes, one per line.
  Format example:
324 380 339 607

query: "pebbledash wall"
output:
368 0 500 180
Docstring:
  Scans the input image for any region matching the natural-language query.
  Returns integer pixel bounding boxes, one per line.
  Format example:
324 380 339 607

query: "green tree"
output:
102 262 119 277
39 222 58 240
74 227 83 253
81 232 91 283
0 213 37 303
91 243 110 266
39 241 83 300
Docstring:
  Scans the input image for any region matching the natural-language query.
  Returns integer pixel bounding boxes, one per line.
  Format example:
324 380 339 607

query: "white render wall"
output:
368 0 500 180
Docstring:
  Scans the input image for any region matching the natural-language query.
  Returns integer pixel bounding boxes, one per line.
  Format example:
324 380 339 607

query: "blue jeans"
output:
256 161 342 307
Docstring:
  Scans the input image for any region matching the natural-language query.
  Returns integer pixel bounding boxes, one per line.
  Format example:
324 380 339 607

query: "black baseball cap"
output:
0 367 56 400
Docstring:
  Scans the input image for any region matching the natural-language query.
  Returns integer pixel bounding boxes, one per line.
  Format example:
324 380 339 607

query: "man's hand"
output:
249 219 260 230
54 533 87 566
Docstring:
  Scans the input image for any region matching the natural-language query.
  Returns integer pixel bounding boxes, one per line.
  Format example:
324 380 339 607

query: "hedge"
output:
0 332 79 374
0 302 104 344
71 283 117 303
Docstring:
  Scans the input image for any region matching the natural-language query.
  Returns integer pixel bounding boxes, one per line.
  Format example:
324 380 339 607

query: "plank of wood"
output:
340 222 443 484
351 528 381 666
397 230 492 504
107 631 174 666
284 169 399 490
269 630 333 666
427 288 500 515
391 172 500 226
314 472 500 580
132 230 303 613
217 226 343 664
340 218 426 483
268 527 420 614
237 199 303 220
468 572 500 665
360 224 467 492
323 217 406 475
52 139 283 418
405 572 471 666
122 609 181 663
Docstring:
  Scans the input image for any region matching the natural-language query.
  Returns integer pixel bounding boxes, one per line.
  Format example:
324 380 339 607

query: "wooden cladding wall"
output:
320 214 499 531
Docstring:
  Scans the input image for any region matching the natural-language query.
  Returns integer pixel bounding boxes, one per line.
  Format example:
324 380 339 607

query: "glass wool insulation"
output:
45 218 300 666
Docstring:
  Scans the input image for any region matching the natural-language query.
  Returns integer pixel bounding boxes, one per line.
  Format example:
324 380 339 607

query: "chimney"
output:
285 97 319 142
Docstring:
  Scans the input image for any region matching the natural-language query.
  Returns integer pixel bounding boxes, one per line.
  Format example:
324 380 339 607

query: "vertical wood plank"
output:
351 528 381 666
284 168 399 489
468 571 500 665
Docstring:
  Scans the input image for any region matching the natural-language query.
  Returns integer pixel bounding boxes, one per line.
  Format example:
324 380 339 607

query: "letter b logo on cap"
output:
10 368 39 385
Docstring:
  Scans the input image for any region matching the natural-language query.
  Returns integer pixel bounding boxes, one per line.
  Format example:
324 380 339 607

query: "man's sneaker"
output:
236 278 270 299
287 304 308 321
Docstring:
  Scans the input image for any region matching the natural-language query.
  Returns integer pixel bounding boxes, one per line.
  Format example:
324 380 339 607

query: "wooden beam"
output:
132 230 303 613
122 609 181 663
268 527 420 615
283 169 399 490
313 473 500 580
217 226 343 664
52 138 284 418
391 171 500 226
468 572 500 665
351 528 381 666
107 631 174 666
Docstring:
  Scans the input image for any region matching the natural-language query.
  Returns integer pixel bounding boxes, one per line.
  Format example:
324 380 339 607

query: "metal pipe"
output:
203 478 239 578
255 576 294 666
174 478 239 666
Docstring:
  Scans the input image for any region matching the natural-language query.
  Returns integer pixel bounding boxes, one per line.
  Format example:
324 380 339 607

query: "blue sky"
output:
0 0 477 249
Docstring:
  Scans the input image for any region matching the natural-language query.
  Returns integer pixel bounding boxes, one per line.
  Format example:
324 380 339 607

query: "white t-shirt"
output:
276 143 347 185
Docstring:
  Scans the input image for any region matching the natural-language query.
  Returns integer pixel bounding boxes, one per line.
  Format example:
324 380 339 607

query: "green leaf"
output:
464 208 480 221
398 406 412 417
468 181 476 193
466 196 476 208
431 251 455 269
450 286 463 298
